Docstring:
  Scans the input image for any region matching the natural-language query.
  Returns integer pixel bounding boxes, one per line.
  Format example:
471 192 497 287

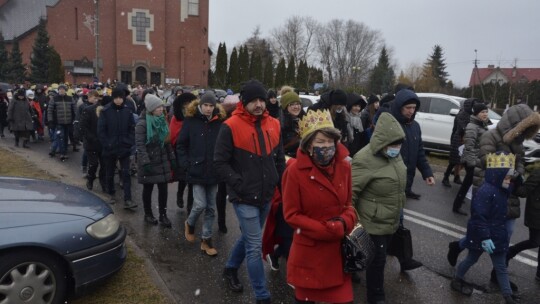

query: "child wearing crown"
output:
451 152 520 304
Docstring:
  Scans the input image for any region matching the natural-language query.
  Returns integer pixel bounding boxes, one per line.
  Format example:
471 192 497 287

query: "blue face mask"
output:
312 145 336 166
386 147 400 158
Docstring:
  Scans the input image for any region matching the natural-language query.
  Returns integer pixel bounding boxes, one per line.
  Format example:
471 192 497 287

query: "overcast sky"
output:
209 0 540 88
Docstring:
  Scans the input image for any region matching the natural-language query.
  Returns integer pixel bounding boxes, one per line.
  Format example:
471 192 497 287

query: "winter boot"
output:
124 200 137 209
451 277 473 296
176 196 184 208
453 175 463 185
223 268 243 292
82 166 88 178
159 214 172 228
144 214 158 225
442 175 451 187
86 178 94 190
447 241 462 266
184 221 195 242
503 294 521 304
22 140 30 148
201 238 218 256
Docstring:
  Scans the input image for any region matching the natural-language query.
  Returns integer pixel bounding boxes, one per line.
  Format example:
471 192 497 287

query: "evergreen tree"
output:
308 66 324 90
227 47 239 88
296 60 309 91
238 45 250 83
0 32 8 80
207 68 215 87
274 57 287 89
249 51 263 82
369 46 395 94
424 44 449 88
47 47 64 83
262 55 274 89
6 38 26 83
30 18 50 84
286 56 296 86
214 42 228 87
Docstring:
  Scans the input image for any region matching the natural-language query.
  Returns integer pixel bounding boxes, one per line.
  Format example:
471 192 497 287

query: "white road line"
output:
404 214 538 268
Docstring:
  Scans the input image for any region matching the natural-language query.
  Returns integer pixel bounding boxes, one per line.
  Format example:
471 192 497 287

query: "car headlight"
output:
86 214 120 239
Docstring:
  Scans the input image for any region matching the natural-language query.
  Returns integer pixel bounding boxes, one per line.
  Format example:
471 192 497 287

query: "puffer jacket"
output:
520 169 540 229
97 101 136 158
461 115 489 168
135 110 175 184
449 99 475 165
176 100 226 184
476 104 540 218
390 89 433 180
47 94 74 125
214 102 285 207
465 165 512 253
351 112 407 235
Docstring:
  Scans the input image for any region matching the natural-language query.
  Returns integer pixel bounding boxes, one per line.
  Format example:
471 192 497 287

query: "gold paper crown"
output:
486 153 516 169
298 109 335 138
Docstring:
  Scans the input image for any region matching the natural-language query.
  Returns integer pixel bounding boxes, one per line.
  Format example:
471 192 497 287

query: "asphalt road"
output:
1 136 538 304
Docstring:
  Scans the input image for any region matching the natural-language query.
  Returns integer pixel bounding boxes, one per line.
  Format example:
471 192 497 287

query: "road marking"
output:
404 212 538 268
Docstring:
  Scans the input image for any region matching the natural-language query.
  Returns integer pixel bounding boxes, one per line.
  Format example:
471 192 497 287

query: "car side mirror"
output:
449 108 459 116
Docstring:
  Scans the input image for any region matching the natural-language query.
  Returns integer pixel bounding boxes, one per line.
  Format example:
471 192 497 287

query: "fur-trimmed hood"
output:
500 104 540 144
185 99 227 120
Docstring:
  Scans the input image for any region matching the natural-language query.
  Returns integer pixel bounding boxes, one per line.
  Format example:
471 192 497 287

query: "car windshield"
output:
458 99 502 120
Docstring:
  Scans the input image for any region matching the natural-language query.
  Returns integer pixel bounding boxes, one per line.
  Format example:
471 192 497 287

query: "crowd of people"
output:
1 79 539 304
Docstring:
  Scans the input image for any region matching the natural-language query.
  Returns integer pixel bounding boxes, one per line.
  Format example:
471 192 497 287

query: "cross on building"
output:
127 9 154 45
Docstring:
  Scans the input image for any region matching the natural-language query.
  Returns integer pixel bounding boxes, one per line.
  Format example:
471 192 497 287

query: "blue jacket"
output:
97 102 135 158
390 90 433 179
465 166 511 253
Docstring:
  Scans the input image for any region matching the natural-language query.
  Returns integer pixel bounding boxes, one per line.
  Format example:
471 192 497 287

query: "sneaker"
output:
223 268 243 292
452 208 468 216
265 253 279 271
184 221 195 242
447 241 461 267
159 215 172 228
406 191 421 200
503 294 520 304
400 258 423 272
124 200 137 209
201 238 218 256
451 278 473 296
144 214 158 225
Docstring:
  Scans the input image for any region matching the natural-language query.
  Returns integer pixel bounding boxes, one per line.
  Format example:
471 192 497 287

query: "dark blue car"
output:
0 176 127 303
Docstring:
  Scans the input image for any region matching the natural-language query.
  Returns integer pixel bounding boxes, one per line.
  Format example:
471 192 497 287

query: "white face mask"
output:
335 108 343 113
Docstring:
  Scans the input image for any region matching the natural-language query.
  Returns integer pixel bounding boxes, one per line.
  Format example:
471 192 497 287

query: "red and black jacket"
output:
214 103 285 207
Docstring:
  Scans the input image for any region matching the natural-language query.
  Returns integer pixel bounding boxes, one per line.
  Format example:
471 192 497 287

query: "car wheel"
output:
0 251 67 304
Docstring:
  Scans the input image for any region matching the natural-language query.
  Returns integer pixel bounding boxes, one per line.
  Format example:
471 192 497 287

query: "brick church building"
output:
0 0 209 87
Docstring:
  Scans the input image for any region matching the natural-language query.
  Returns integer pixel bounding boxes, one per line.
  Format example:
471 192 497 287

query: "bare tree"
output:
270 16 319 64
315 19 382 88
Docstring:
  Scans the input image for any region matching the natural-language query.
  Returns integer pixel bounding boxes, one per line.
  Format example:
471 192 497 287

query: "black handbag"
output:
341 210 375 273
387 226 413 259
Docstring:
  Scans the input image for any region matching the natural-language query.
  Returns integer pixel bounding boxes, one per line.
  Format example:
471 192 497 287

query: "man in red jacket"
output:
214 80 285 304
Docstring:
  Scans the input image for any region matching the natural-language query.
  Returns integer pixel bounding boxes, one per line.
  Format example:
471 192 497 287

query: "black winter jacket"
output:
97 102 135 158
80 103 102 152
449 99 475 165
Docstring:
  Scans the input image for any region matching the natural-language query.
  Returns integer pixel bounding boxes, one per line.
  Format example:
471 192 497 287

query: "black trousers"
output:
452 166 474 210
216 182 227 228
142 183 168 216
104 155 131 201
366 234 393 303
87 151 105 183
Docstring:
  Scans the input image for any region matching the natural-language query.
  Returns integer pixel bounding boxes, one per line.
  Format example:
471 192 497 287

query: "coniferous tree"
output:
0 32 8 80
249 51 263 82
47 47 64 83
30 18 50 83
296 60 309 91
227 47 239 88
424 44 449 88
208 68 215 87
214 42 228 87
262 55 274 89
274 57 287 89
369 46 395 94
238 45 250 83
308 66 324 89
6 38 26 83
286 56 296 86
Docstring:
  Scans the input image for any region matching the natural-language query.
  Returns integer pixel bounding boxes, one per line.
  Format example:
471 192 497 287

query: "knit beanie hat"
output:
329 89 347 106
240 80 267 105
367 94 380 105
200 92 217 106
280 91 301 110
473 102 488 116
346 93 367 111
111 88 125 99
58 84 67 91
145 94 163 113
267 89 277 99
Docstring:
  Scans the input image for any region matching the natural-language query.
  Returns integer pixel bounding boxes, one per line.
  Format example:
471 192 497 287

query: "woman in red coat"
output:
282 109 357 304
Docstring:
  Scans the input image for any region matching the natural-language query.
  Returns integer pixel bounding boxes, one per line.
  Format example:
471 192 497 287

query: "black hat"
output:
101 95 113 106
267 89 277 99
111 88 125 99
329 89 347 106
346 93 367 111
379 94 395 107
473 102 488 116
367 94 380 105
240 80 267 105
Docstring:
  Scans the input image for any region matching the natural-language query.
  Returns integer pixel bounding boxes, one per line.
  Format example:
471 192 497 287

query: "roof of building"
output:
469 66 540 86
0 0 60 41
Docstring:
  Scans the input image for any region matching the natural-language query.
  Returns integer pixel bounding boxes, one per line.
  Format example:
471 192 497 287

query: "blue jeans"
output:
51 125 68 154
225 202 271 300
187 184 218 239
456 249 512 296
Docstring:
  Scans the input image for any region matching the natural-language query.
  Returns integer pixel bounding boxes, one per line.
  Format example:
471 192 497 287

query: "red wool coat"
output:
282 143 357 291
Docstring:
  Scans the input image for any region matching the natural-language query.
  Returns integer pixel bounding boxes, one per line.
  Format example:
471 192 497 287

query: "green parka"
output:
351 112 407 235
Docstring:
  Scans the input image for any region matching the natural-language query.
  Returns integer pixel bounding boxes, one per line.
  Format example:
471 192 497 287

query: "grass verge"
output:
0 147 171 304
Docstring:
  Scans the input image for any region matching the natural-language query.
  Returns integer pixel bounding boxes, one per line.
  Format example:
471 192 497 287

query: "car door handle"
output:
425 117 434 120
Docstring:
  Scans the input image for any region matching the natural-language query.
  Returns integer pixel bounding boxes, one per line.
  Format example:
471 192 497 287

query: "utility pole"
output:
94 0 100 81
472 49 486 103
